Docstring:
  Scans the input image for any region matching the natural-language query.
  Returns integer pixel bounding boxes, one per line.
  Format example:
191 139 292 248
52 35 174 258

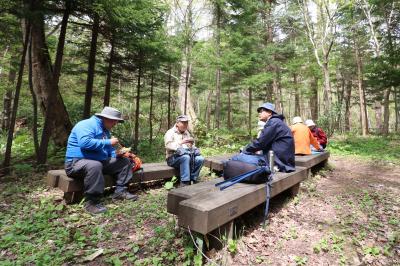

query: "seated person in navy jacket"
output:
243 102 295 173
65 107 137 215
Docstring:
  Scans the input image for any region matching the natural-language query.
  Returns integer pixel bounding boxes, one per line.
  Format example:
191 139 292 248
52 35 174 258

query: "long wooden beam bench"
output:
203 151 330 173
167 177 223 215
47 163 178 203
167 167 308 235
294 151 330 168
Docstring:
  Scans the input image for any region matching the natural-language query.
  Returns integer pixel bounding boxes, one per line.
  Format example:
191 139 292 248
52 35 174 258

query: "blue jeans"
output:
167 154 204 182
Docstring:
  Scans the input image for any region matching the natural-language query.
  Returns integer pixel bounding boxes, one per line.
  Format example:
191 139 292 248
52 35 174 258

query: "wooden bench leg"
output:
289 183 300 197
205 220 234 250
64 191 84 204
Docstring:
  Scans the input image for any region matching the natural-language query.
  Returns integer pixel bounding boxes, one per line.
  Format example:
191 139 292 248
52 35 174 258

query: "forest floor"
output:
212 156 400 266
0 154 399 265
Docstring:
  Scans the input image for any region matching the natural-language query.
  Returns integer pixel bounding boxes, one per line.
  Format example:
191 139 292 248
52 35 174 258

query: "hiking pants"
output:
65 157 133 201
167 154 204 182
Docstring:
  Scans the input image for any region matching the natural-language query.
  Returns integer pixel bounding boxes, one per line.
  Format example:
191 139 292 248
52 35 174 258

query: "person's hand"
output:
181 138 194 145
110 137 119 145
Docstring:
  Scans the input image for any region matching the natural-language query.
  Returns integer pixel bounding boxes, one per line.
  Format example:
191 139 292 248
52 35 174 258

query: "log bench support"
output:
47 163 178 204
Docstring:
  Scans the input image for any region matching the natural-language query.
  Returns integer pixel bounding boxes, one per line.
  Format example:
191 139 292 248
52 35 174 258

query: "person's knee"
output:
86 160 103 174
180 154 191 162
196 155 204 163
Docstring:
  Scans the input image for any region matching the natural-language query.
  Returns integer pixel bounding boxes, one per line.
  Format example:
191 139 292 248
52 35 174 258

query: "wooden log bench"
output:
203 151 330 173
47 163 178 203
167 167 308 235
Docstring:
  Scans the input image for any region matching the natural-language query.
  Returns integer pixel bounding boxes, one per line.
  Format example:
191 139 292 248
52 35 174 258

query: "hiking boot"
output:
84 201 107 215
112 191 138 201
191 180 199 184
179 181 191 187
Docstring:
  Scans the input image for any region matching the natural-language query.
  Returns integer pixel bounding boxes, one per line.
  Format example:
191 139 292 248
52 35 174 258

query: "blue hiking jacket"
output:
244 114 295 172
65 116 116 161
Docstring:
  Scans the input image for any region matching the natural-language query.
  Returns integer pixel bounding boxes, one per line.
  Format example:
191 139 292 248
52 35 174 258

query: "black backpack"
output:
223 153 271 184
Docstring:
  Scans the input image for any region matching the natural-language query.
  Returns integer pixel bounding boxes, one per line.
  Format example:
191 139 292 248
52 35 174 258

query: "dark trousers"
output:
65 157 133 200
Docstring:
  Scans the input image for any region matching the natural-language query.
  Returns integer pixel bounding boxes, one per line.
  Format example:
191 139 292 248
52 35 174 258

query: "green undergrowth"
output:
329 134 400 164
0 174 203 265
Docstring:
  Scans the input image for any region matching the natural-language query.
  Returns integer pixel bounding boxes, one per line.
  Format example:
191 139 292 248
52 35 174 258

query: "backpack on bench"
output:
223 153 271 184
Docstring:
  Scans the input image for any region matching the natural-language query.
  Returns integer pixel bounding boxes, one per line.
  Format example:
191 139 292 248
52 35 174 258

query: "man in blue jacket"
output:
243 102 295 172
65 107 137 214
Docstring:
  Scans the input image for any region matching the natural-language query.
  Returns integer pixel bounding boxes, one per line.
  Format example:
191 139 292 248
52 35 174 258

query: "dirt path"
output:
210 156 400 265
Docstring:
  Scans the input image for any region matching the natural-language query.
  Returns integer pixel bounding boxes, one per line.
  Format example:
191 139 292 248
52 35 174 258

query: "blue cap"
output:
257 102 276 114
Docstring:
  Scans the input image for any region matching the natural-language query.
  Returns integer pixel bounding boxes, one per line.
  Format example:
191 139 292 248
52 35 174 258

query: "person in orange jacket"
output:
290 116 321 155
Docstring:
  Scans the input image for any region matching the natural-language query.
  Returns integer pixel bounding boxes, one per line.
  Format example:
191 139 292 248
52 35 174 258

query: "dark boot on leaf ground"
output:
84 200 107 215
111 190 138 201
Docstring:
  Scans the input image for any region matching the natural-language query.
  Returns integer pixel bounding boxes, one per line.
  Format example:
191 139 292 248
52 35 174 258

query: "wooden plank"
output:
294 151 330 168
167 178 223 215
177 167 308 234
131 163 178 182
203 154 234 172
46 169 65 187
58 174 83 192
203 152 330 172
50 162 178 193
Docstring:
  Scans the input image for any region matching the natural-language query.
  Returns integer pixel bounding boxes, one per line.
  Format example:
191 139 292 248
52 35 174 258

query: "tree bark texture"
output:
167 66 172 129
248 88 252 137
103 37 115 107
214 2 222 129
177 54 197 127
309 76 318 122
343 80 352 132
1 54 17 131
30 5 71 146
293 74 300 116
83 12 99 119
227 88 232 129
149 75 154 143
28 34 39 158
355 41 368 136
382 88 390 135
2 22 30 174
133 65 141 152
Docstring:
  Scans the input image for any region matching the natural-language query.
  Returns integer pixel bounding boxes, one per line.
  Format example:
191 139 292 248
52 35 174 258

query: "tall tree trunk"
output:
272 72 282 114
309 76 318 121
322 61 332 110
355 44 368 136
30 2 72 146
29 34 39 158
382 88 390 135
395 87 399 132
227 88 232 129
205 90 213 130
344 79 352 132
374 101 382 133
167 65 172 129
103 36 115 107
133 65 141 152
214 2 222 129
83 12 99 119
248 88 252 138
149 74 154 144
177 54 197 126
0 45 10 77
294 74 300 116
53 0 70 85
2 23 30 175
1 54 17 131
